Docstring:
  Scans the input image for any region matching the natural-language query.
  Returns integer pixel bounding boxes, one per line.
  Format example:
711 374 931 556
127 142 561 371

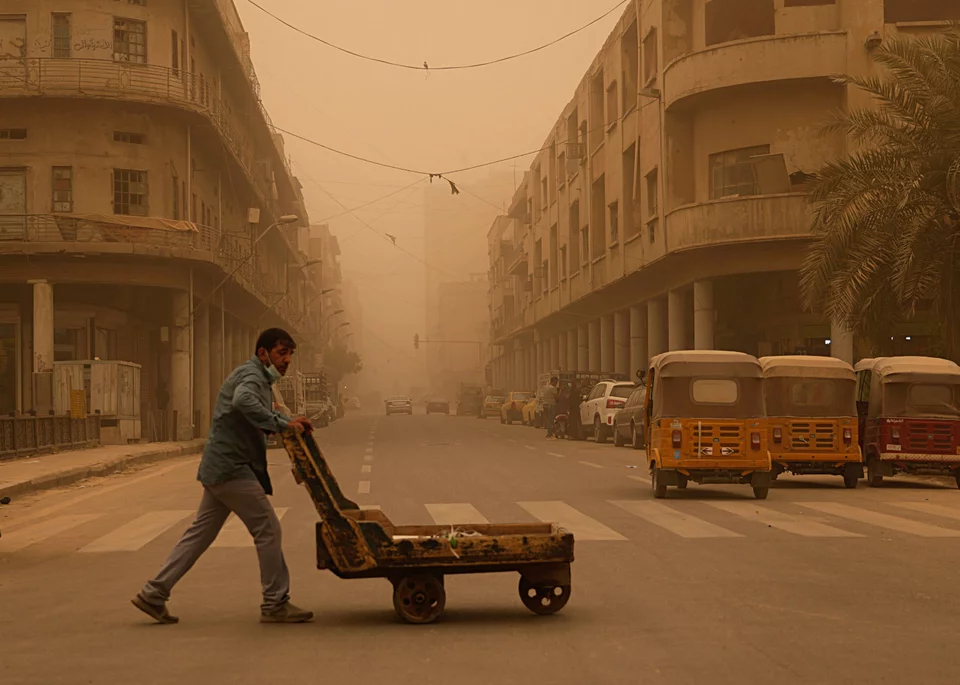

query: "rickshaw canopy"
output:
649 351 764 419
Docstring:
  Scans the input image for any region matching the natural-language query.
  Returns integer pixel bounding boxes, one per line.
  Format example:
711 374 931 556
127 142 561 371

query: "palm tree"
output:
800 27 960 358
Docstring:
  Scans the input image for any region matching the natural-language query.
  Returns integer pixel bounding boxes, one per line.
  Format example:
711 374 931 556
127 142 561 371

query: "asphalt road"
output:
3 410 960 684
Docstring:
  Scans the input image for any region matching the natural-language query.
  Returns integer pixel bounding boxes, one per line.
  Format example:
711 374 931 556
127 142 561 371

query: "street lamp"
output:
256 256 324 324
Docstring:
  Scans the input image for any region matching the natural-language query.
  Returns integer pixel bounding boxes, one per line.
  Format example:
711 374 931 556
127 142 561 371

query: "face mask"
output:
265 364 282 384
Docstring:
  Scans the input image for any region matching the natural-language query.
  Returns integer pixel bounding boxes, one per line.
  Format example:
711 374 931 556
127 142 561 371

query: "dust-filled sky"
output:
235 0 624 391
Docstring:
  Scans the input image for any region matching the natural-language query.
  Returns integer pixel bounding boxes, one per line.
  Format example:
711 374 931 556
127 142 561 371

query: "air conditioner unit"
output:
566 142 585 160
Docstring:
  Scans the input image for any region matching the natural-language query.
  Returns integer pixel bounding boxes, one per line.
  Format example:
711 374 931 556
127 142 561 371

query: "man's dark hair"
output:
255 328 297 354
550 376 559 384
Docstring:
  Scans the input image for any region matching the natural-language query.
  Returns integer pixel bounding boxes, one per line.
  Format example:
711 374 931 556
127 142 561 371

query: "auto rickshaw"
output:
644 351 772 499
759 356 862 488
854 356 960 488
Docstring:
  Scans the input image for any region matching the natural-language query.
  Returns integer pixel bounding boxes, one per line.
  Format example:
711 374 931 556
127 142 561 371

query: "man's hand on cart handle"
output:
289 417 314 435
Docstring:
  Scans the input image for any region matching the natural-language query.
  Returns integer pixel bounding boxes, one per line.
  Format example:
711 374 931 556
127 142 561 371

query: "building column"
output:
693 280 715 351
171 291 192 441
193 302 211 437
535 336 544 378
648 298 667 359
552 336 561 371
589 320 601 373
630 305 648 378
566 330 577 372
31 280 54 373
578 324 589 370
831 319 854 365
668 289 687 352
223 317 235 375
210 306 224 399
600 315 614 372
614 311 630 376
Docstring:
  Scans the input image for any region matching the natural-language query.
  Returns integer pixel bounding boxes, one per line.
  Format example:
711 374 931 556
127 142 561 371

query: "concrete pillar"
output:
668 289 687 351
31 280 54 373
224 317 235 375
630 305 648 378
693 280 715 351
589 320 601 373
171 291 192 441
831 319 854 365
551 336 561 371
535 337 544 377
210 306 224 396
578 324 589 370
566 330 577 371
193 302 211 437
648 298 667 359
614 311 630 376
600 315 614 372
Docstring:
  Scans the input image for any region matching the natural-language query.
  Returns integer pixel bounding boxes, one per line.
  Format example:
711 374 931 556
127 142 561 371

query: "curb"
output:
0 440 206 499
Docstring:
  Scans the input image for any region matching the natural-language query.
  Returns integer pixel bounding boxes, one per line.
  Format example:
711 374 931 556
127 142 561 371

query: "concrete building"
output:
489 0 957 390
432 275 490 398
0 0 325 440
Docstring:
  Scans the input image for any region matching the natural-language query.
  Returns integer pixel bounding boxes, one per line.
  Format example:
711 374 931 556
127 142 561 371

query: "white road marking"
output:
357 481 371 495
507 438 518 443
894 502 960 522
359 504 381 511
425 503 490 525
802 502 960 538
611 501 742 539
706 503 861 538
365 447 374 454
579 461 603 469
80 510 193 552
364 454 373 462
524 445 537 451
628 475 651 484
518 501 626 541
211 508 290 548
548 452 566 458
361 465 372 473
0 514 102 553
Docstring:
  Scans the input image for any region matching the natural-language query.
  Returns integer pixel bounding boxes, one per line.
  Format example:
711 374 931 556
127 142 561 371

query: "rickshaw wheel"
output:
393 574 446 624
955 473 960 490
652 468 667 499
752 486 769 500
677 475 688 490
519 577 571 615
866 458 884 487
843 470 859 489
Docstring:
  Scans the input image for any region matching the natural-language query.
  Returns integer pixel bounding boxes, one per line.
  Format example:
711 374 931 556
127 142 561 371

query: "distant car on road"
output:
426 398 450 415
385 395 414 415
580 381 636 443
479 395 505 419
500 391 533 424
612 386 646 449
521 396 539 426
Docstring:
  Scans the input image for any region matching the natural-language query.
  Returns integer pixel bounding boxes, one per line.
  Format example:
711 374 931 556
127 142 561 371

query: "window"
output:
589 70 605 149
172 174 179 219
114 18 146 64
709 145 771 200
785 0 835 5
201 201 206 225
541 176 548 209
622 20 639 111
127 0 146 5
692 379 739 404
591 176 606 258
0 129 26 140
883 0 960 22
580 226 589 265
171 30 180 75
52 167 73 212
609 201 619 245
113 169 148 216
541 260 549 294
705 0 775 47
52 14 71 58
559 245 567 279
114 131 146 144
623 145 640 239
568 201 580 269
646 167 659 244
549 140 557 203
606 81 619 128
642 28 658 86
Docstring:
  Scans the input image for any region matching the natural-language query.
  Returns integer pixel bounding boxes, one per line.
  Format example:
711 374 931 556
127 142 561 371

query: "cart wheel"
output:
519 577 571 616
752 486 769 500
393 574 446 624
866 457 884 488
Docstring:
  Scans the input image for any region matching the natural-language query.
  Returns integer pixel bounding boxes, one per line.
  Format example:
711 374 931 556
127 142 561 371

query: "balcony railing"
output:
0 414 100 461
0 58 281 218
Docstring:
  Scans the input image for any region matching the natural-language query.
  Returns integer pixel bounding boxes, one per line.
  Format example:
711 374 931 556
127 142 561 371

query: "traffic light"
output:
413 333 420 350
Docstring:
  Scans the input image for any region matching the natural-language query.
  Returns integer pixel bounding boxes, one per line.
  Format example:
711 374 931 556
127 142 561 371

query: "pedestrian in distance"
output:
540 376 559 439
132 328 314 625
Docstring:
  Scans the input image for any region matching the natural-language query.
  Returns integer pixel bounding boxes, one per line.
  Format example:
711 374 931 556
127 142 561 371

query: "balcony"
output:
506 250 528 277
0 58 281 219
663 31 847 109
664 193 812 253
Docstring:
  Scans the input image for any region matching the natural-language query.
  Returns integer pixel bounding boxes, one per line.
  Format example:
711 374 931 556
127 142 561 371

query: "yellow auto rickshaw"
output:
644 351 772 499
759 356 862 488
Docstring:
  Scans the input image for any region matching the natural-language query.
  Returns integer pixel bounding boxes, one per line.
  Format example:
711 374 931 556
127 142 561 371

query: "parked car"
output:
426 398 451 415
500 391 533 424
385 395 414 415
521 396 539 426
479 395 505 419
346 397 361 411
580 381 637 443
612 386 647 448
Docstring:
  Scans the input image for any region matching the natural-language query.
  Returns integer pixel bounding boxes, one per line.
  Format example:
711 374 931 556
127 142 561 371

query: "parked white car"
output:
579 381 636 443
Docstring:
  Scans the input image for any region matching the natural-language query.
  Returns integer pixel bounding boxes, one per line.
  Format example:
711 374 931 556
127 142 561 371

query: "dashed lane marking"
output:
579 461 603 469
80 510 194 552
357 481 371 495
361 465 372 473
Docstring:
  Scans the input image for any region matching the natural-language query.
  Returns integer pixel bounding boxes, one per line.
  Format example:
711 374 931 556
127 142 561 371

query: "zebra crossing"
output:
4 497 960 555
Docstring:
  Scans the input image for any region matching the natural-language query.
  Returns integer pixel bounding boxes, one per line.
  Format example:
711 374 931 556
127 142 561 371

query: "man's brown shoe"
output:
132 595 179 624
260 602 313 623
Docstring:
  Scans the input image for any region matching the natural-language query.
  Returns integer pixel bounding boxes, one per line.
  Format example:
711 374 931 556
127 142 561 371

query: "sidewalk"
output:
0 439 206 499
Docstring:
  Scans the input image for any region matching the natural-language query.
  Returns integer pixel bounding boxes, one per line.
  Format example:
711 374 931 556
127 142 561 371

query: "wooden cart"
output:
282 430 575 624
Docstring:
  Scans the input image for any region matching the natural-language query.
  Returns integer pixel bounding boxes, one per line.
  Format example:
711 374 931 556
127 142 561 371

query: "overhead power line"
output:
245 0 630 72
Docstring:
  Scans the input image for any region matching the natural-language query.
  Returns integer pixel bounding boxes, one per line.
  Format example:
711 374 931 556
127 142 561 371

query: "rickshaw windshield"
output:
882 382 960 419
764 377 856 418
656 376 764 419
